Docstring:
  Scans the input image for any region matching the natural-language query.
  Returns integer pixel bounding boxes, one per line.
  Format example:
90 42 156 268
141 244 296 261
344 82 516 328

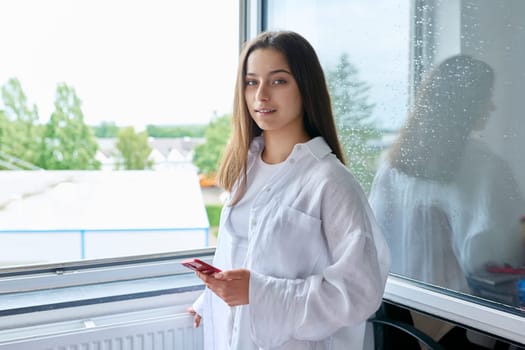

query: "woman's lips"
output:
254 108 276 115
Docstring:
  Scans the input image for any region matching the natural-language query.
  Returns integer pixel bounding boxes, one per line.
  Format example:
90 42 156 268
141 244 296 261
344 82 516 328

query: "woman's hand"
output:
186 307 202 328
196 269 250 307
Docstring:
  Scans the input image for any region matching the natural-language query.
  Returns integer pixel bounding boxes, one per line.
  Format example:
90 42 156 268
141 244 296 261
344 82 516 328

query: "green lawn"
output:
205 204 222 237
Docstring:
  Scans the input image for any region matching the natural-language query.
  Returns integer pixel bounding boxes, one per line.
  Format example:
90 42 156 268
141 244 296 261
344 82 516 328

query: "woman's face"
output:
244 48 304 135
473 98 495 131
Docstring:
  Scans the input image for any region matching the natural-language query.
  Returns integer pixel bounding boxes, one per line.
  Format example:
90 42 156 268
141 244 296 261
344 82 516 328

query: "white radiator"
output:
0 311 203 350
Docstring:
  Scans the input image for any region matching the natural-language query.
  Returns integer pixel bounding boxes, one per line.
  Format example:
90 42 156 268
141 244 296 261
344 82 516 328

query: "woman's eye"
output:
273 79 286 85
245 80 257 86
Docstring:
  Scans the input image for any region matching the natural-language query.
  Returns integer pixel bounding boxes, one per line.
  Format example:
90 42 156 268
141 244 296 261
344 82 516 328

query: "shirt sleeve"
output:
192 291 205 316
248 176 390 348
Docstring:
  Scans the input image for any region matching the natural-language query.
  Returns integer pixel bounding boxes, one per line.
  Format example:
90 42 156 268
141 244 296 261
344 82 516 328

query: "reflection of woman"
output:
369 55 525 348
189 31 390 350
369 54 525 292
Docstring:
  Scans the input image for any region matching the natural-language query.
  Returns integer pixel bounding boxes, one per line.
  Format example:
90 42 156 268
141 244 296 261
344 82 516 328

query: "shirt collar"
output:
248 135 333 161
301 136 332 161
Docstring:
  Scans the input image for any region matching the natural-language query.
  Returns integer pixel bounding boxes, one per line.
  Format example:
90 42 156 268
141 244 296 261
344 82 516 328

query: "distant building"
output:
0 170 210 267
96 137 204 171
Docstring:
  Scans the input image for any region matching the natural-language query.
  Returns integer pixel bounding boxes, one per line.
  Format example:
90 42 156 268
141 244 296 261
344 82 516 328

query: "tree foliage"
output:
39 83 100 169
326 53 380 191
193 114 231 176
93 121 119 138
0 110 9 140
146 124 206 138
115 126 153 170
1 78 42 166
0 110 13 151
0 110 14 169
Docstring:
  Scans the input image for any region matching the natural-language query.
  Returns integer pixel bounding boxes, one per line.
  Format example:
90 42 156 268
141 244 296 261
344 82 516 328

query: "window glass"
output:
0 0 238 268
266 0 525 312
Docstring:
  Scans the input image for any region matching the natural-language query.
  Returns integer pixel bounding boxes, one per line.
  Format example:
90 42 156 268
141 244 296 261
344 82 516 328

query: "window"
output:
1 0 524 346
266 0 410 193
0 0 239 267
264 0 525 342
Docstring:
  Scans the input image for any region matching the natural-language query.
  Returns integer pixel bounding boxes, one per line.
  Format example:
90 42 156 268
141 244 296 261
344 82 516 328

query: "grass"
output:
205 204 222 237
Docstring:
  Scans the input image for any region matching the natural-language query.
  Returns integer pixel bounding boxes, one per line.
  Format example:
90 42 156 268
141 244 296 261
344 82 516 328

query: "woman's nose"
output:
255 84 269 101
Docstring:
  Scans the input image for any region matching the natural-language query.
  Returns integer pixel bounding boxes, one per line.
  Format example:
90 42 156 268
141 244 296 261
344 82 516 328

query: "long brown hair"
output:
389 55 494 182
218 30 344 203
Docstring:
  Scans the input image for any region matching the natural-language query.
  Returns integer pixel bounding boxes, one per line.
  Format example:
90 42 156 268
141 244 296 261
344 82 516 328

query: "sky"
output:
0 0 239 130
1 0 409 131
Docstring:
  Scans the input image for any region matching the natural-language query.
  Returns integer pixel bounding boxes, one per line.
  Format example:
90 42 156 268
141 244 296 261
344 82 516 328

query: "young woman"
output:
189 30 390 350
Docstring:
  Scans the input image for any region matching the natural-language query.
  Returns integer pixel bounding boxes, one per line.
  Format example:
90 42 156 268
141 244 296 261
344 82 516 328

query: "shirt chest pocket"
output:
251 205 325 279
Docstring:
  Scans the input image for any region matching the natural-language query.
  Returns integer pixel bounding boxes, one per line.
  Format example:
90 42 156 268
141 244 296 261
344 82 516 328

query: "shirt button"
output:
265 187 271 192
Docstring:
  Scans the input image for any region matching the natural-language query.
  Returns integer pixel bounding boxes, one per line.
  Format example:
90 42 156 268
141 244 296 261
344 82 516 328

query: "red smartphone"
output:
182 258 222 275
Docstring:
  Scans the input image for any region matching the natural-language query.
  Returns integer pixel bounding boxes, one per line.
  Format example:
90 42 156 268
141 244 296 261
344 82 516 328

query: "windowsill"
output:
0 273 203 317
0 248 215 319
384 275 525 345
0 250 213 338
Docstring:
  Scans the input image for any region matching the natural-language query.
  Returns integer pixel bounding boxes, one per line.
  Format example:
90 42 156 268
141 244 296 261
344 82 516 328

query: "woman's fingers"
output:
203 269 250 306
186 307 201 328
194 313 202 328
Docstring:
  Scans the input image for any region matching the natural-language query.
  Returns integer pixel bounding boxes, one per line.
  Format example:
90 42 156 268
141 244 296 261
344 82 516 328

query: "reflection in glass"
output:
369 55 525 303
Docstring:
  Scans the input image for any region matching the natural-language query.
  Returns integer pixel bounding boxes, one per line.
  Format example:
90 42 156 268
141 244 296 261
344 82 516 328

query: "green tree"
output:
1 78 42 166
40 83 100 169
0 109 13 150
93 121 119 138
326 53 380 191
115 127 153 170
0 109 15 169
146 124 206 138
193 114 231 176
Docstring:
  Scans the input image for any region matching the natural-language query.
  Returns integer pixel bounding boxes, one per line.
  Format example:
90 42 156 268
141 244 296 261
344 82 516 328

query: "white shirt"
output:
194 136 390 350
229 151 284 258
228 154 283 349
